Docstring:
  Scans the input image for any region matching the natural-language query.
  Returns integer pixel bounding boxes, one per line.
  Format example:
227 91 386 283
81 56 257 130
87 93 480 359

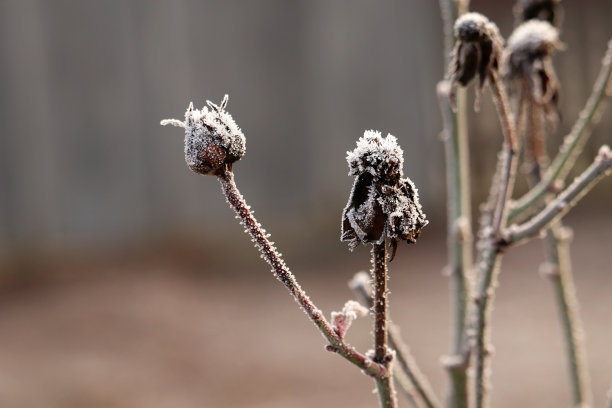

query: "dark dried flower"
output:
449 13 505 109
502 20 563 122
341 131 427 258
161 94 246 175
514 0 562 27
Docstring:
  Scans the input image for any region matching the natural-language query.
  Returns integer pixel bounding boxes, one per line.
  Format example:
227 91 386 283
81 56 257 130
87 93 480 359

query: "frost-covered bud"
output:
341 131 428 257
514 0 562 27
503 21 563 120
449 12 504 97
160 95 246 175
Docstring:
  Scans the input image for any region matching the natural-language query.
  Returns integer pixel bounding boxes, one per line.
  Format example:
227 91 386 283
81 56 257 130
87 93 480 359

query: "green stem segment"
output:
438 1 472 406
217 168 388 380
525 99 593 408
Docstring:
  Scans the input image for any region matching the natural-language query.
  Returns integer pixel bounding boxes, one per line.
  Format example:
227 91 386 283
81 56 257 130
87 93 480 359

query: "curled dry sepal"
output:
341 130 428 259
160 95 246 176
514 0 563 27
449 12 505 109
503 20 564 122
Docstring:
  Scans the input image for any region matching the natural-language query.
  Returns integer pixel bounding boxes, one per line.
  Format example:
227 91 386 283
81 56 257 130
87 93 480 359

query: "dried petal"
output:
514 0 562 27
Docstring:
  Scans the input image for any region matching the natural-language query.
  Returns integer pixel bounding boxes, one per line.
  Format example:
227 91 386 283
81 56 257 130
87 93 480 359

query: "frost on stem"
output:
160 94 246 175
514 0 563 27
503 20 564 123
449 12 505 110
341 130 428 259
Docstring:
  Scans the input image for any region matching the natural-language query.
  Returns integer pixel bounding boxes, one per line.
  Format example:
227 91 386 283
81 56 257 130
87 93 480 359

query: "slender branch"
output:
503 145 612 247
542 224 592 407
216 168 388 379
352 272 441 408
524 98 593 408
509 38 612 221
438 0 472 406
471 70 520 408
607 386 612 408
372 243 397 408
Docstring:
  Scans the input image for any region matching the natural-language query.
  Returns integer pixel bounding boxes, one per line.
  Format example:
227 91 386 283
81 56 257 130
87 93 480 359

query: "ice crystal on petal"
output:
341 131 428 255
161 94 246 175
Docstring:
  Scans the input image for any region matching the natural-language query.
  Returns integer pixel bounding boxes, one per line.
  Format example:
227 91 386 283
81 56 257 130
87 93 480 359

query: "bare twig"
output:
438 0 472 405
524 96 593 408
372 243 397 408
542 224 592 407
216 168 388 379
509 38 612 221
351 272 441 408
471 70 520 408
503 145 612 246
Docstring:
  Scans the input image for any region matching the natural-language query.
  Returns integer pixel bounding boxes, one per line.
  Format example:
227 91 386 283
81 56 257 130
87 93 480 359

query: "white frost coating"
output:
161 94 246 175
506 20 561 54
331 300 369 339
346 130 404 178
454 12 503 45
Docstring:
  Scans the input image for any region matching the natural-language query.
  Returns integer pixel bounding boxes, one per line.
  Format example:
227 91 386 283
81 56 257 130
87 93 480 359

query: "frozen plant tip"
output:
331 300 369 339
449 12 504 109
503 20 563 122
160 94 246 176
341 130 428 257
514 0 563 27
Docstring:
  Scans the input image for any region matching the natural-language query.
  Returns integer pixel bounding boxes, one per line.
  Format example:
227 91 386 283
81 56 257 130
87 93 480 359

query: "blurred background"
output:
0 0 611 407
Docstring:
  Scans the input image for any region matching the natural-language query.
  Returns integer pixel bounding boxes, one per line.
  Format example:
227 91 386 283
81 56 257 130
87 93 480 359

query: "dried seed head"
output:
503 20 563 121
341 131 428 254
514 0 562 27
160 95 246 175
449 13 505 109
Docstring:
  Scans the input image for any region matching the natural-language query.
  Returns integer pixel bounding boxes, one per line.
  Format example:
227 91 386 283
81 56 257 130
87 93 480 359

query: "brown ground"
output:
0 216 611 408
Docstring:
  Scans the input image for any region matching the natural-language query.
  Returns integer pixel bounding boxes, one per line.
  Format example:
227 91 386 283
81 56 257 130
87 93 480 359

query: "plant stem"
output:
544 223 592 407
525 99 593 408
503 145 612 247
471 70 519 408
509 38 612 221
351 272 441 408
438 0 472 405
216 168 388 379
372 243 397 408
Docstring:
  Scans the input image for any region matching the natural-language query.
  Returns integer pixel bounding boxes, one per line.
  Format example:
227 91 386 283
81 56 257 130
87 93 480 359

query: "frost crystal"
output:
341 131 428 255
160 95 246 175
331 300 369 339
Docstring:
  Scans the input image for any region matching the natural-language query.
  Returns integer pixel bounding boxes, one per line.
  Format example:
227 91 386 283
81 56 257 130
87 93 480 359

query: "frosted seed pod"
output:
161 94 246 175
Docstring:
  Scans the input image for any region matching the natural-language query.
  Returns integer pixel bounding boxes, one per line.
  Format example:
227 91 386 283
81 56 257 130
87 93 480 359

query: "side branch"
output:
503 145 612 247
509 38 612 221
217 169 387 379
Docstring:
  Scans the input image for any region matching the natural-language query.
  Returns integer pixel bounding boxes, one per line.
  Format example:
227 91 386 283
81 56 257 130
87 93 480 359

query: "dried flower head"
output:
160 95 246 175
514 0 562 27
341 131 427 257
449 12 505 109
503 20 563 121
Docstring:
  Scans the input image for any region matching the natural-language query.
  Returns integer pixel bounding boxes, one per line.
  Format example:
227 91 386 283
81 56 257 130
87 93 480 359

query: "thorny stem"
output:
471 70 520 408
216 168 388 380
503 145 612 246
352 273 441 408
438 0 472 406
525 99 593 408
509 38 612 221
372 243 397 408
